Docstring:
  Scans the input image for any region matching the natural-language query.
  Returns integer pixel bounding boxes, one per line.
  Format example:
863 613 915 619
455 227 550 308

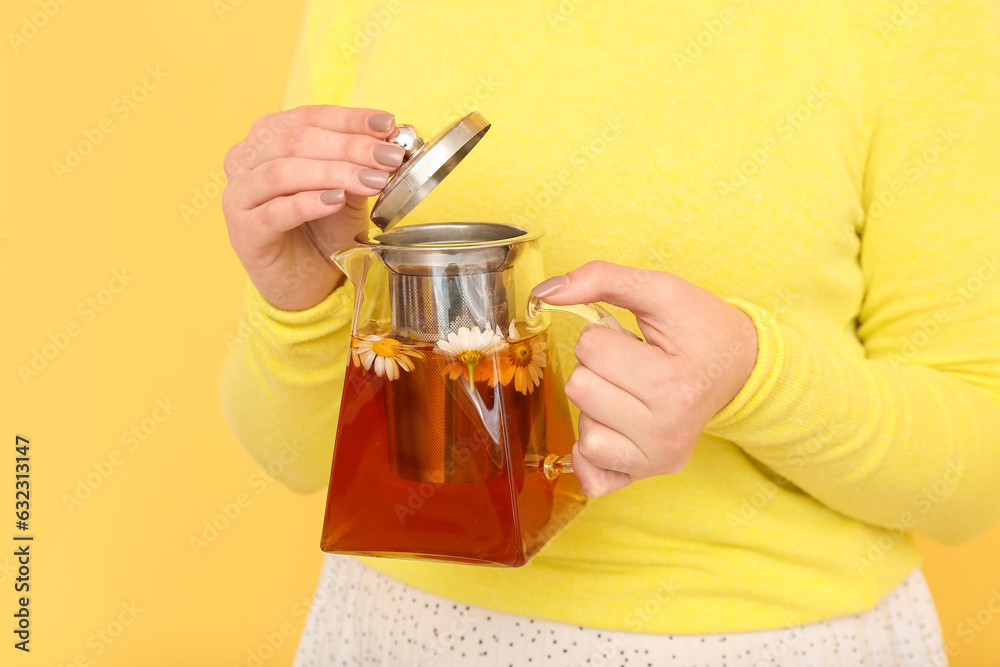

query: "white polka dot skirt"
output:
292 556 948 667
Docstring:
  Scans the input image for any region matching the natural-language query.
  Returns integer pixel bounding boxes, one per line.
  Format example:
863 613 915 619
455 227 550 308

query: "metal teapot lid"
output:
370 112 491 231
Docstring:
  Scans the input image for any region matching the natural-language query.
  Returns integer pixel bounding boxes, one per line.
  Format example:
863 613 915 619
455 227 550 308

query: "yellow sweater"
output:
219 0 1000 633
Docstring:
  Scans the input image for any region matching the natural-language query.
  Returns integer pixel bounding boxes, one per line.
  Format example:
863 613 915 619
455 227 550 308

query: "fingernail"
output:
357 168 390 189
373 143 405 168
320 188 345 205
533 275 569 298
367 112 395 133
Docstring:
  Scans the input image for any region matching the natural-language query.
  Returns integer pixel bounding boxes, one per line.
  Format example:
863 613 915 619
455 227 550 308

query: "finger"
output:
303 194 372 250
574 324 683 406
533 260 694 323
571 441 632 497
226 106 397 178
564 364 649 441
231 157 391 209
239 189 349 242
250 105 397 141
576 413 650 476
232 126 406 174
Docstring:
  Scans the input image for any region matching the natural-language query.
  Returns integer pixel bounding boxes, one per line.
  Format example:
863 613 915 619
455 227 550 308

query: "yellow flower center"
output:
456 350 485 367
509 342 532 367
372 338 403 358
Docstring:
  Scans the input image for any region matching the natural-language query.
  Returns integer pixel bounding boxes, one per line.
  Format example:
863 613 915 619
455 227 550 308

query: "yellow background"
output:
1 1 998 665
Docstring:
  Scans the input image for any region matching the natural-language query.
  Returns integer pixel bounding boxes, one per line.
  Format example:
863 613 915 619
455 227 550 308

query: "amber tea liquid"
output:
321 332 585 567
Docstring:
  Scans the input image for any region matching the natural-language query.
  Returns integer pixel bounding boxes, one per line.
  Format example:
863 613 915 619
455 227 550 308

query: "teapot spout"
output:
330 246 373 287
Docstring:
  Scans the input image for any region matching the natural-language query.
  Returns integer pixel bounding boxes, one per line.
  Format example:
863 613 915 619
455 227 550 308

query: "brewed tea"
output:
321 330 585 567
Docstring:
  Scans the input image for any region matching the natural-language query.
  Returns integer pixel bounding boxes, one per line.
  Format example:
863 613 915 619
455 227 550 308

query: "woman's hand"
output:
222 105 405 311
533 261 759 497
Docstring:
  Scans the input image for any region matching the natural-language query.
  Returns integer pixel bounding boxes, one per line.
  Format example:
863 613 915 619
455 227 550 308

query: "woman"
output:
219 1 1000 664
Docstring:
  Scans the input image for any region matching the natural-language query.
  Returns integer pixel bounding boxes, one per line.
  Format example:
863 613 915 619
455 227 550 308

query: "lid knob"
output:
388 125 425 159
370 112 491 232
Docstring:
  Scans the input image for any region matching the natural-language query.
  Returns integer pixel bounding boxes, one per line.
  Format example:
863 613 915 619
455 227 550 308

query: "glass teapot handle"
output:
526 295 626 333
524 294 626 479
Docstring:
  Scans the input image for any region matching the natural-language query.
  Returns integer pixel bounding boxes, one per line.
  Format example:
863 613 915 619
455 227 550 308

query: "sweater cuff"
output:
705 298 786 432
243 281 355 349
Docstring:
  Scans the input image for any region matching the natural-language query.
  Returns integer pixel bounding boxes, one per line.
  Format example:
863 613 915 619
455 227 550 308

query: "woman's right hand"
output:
222 105 405 311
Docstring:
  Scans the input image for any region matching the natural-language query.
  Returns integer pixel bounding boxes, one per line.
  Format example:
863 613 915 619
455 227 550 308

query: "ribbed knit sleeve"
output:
707 2 1000 545
219 283 354 493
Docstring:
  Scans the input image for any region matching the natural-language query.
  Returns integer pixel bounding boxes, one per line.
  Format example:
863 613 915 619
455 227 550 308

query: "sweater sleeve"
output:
706 2 1000 545
219 282 355 494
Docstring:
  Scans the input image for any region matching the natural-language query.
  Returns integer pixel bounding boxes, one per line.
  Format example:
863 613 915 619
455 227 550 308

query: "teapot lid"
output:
370 112 491 231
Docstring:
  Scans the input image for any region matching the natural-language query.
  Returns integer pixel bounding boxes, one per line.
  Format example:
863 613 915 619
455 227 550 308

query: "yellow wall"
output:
919 534 1000 666
2 1 998 665
5 1 322 664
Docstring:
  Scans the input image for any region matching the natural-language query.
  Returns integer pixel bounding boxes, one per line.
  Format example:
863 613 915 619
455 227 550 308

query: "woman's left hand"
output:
533 261 759 497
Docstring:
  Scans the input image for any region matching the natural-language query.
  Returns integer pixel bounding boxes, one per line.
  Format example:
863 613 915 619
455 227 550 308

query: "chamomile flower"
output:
436 325 508 390
352 335 423 381
498 322 548 394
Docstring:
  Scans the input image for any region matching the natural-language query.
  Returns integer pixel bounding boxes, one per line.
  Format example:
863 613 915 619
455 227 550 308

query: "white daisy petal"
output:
459 327 474 350
353 334 423 382
529 364 542 383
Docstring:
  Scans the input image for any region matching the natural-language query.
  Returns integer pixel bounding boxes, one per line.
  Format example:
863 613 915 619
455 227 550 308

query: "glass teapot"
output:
319 113 621 567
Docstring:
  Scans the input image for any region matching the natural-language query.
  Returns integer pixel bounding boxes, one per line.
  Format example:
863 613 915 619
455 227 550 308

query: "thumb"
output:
532 260 671 321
